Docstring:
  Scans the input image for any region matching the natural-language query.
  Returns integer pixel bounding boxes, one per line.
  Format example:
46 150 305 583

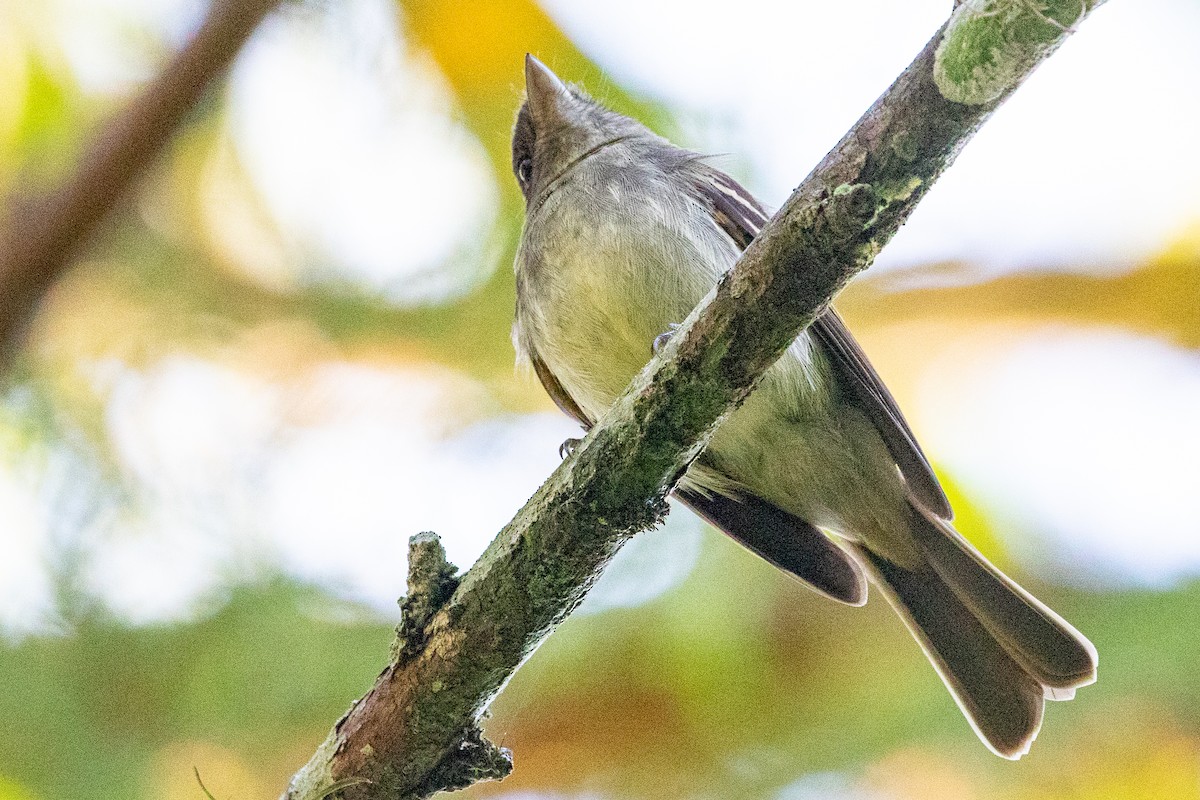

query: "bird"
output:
510 54 1096 759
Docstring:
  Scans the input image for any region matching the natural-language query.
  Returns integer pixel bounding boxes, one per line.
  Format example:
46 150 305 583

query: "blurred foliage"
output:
0 581 391 800
3 544 1200 800
475 538 1200 800
0 1 1199 800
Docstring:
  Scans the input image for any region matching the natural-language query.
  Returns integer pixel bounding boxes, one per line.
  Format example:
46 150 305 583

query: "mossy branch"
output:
280 5 1101 800
934 0 1104 104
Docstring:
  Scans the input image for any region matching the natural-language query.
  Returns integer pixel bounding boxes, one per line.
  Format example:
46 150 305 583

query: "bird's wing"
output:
528 347 591 428
690 166 952 520
676 487 866 605
809 311 952 518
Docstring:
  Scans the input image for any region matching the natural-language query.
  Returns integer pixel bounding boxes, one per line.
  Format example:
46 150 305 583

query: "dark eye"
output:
517 157 532 186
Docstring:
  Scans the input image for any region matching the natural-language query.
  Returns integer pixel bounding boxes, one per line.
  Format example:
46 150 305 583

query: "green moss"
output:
878 175 924 204
934 0 1090 105
890 130 920 162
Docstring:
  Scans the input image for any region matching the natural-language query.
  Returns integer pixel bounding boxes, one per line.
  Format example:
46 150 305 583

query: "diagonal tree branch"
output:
282 2 1106 798
0 0 282 364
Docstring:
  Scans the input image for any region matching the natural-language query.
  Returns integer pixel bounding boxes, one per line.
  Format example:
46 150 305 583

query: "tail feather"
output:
853 544 1046 759
851 505 1098 758
907 509 1099 691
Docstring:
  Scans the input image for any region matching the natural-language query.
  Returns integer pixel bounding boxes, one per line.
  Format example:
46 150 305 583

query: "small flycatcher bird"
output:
511 55 1096 758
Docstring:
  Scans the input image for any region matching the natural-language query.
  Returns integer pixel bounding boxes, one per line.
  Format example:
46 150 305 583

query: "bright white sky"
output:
2 0 1199 634
543 0 1200 274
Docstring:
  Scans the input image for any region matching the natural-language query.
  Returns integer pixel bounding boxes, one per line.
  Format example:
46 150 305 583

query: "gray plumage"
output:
511 55 1096 758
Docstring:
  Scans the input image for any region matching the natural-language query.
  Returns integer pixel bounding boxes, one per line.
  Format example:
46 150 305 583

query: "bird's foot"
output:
558 437 583 459
652 323 681 355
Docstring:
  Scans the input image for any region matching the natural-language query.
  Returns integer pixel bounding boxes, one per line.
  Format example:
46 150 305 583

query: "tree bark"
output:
282 2 1105 798
0 0 282 364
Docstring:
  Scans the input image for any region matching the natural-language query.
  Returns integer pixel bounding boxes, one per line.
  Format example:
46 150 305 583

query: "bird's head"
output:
512 55 651 205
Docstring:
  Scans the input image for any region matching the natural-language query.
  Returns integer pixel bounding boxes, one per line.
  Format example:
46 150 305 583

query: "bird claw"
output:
558 437 583 459
652 323 681 355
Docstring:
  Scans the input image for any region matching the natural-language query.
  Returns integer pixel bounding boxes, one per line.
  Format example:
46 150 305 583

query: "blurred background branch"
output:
0 0 281 364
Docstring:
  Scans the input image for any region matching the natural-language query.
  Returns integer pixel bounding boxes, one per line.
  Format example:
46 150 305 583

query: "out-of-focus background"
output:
2 0 1199 798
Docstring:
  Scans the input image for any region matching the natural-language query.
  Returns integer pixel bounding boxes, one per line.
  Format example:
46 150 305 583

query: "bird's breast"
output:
516 176 733 420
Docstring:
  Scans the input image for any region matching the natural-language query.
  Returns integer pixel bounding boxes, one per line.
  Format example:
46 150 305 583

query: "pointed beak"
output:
524 54 570 125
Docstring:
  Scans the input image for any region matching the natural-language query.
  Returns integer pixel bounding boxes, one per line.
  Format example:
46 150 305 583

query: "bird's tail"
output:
849 506 1097 759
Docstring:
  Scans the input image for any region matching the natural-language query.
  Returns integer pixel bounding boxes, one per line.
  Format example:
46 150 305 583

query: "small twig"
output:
194 767 219 800
393 532 460 661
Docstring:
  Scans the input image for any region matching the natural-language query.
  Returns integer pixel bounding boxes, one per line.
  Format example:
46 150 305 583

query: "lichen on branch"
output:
934 0 1101 105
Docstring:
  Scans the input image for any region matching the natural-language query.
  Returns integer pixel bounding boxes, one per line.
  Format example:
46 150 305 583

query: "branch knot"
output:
827 182 879 240
422 727 513 795
395 532 460 661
